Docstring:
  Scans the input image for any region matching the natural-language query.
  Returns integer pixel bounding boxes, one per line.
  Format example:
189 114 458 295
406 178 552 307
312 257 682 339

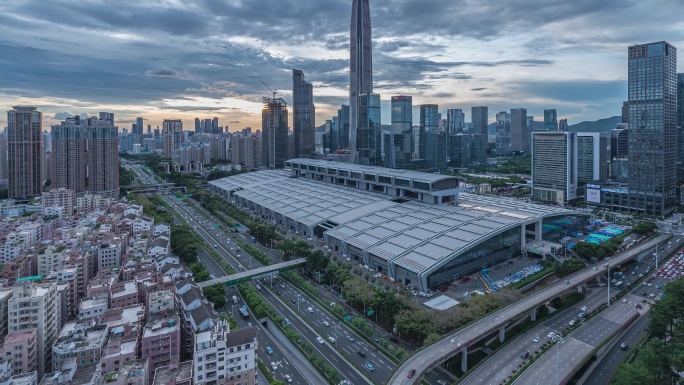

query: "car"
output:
407 369 416 378
364 362 375 371
270 362 278 371
620 343 628 350
256 284 261 290
563 280 570 284
322 321 330 327
357 351 366 358
599 283 606 287
276 291 281 296
592 266 597 270
214 245 218 248
284 374 293 383
300 297 307 303
520 351 530 359
611 279 617 283
316 337 325 344
389 336 399 343
581 306 588 312
290 299 296 304
371 335 380 342
266 346 273 355
622 299 628 303
641 298 647 303
648 283 653 287
280 284 286 289
655 285 661 289
284 319 291 325
547 332 556 339
569 320 576 326
307 307 314 313
632 271 636 275
650 293 655 298
578 313 585 318
347 335 355 342
533 336 541 343
639 274 644 278
247 322 252 327
328 336 336 343
238 264 244 269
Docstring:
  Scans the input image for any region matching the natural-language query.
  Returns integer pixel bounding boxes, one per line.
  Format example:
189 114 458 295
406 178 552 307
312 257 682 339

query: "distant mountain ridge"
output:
567 116 621 133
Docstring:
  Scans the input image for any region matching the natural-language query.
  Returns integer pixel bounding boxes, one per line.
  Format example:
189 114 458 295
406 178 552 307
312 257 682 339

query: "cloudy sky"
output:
1 0 683 132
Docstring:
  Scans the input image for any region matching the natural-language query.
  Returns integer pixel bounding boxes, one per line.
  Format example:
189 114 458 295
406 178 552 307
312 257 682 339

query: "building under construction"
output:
261 97 289 169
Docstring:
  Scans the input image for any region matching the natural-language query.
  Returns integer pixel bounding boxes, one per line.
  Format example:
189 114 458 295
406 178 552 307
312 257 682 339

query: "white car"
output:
581 306 588 312
316 337 325 344
307 307 314 313
533 336 541 343
284 374 293 383
270 362 278 371
569 320 576 326
322 321 330 327
622 299 628 303
547 332 556 339
328 336 336 343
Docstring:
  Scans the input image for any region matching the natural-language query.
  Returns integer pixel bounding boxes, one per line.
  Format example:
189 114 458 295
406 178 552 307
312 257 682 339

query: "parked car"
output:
533 336 540 343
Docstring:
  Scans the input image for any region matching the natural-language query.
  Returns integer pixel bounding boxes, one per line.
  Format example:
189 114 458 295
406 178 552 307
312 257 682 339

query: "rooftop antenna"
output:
260 80 277 100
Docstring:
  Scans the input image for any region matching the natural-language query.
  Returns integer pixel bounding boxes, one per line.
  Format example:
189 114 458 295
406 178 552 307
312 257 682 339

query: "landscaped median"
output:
237 284 341 385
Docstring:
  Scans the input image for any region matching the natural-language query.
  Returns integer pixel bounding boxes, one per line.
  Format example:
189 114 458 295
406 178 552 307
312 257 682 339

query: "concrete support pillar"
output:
521 226 527 248
577 285 584 293
499 326 506 343
531 308 537 322
438 195 443 204
535 220 542 241
461 347 468 373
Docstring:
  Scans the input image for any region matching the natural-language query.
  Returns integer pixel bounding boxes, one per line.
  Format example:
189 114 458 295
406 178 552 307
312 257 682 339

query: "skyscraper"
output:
495 111 511 155
532 131 577 205
677 73 684 181
471 106 488 136
7 106 43 199
543 109 558 131
426 131 447 170
628 41 677 217
446 109 465 135
390 95 413 167
261 97 289 169
419 104 440 159
89 117 120 198
0 132 7 180
293 69 316 158
52 116 88 193
212 117 219 134
350 0 373 161
195 118 201 134
510 108 529 153
98 112 114 124
135 117 144 136
621 101 630 124
576 132 608 183
337 105 350 150
357 93 381 166
162 119 183 156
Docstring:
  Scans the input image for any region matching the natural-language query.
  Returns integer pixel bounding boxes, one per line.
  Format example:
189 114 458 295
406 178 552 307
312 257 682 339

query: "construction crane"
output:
260 80 277 100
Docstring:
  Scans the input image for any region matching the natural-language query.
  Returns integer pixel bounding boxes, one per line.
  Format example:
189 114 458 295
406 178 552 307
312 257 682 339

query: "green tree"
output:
555 258 586 278
276 238 311 261
202 284 227 310
633 221 657 235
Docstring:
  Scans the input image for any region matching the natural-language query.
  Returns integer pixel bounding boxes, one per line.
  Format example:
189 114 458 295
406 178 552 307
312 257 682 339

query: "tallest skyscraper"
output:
350 0 373 161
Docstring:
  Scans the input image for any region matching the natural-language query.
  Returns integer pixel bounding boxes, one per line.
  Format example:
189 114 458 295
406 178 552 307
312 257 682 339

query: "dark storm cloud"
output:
145 69 192 80
514 79 626 103
471 88 487 92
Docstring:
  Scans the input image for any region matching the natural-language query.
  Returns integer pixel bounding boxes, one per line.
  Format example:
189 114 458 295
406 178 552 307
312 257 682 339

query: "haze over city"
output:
2 0 684 130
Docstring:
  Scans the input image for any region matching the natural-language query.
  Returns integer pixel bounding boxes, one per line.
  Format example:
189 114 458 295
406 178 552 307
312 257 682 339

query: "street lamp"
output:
297 293 300 313
604 258 611 306
552 334 565 385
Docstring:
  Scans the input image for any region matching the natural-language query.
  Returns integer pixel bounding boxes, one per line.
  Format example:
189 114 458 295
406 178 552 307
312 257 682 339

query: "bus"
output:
238 306 250 320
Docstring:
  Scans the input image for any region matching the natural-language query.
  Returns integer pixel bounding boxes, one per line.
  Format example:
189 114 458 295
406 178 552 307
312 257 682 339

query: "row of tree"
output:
170 225 201 264
614 278 684 385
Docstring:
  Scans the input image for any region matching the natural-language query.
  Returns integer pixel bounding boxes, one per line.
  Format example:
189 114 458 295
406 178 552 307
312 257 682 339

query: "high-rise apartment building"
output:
292 69 316 158
558 118 568 132
510 108 529 153
193 320 257 385
261 98 289 169
212 117 219 134
98 112 114 124
162 120 183 156
532 131 577 205
135 117 144 137
7 106 43 200
390 96 413 168
544 109 558 131
419 104 440 159
628 41 677 217
8 280 59 379
194 118 201 134
350 0 373 160
495 111 511 155
89 118 120 198
357 93 381 166
471 106 488 136
0 131 9 180
52 117 87 193
425 131 447 170
576 133 608 183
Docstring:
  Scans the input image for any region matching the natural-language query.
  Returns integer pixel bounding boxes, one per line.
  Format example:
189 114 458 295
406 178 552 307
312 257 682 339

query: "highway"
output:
127 163 383 385
389 233 671 385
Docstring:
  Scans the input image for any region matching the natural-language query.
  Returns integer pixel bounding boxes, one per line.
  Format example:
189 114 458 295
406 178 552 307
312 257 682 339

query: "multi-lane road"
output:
389 234 671 385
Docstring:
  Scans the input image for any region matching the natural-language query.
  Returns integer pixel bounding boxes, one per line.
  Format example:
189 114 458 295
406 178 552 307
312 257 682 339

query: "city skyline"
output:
1 0 684 131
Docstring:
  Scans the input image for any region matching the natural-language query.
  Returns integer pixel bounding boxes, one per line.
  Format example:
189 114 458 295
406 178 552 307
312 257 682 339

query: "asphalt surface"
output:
581 314 649 385
461 287 608 385
389 234 671 385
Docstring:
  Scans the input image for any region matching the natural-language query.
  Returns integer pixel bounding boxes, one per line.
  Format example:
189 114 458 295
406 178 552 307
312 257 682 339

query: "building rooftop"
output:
111 281 137 298
143 317 179 338
152 361 192 385
225 327 257 348
41 363 98 385
55 319 108 350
